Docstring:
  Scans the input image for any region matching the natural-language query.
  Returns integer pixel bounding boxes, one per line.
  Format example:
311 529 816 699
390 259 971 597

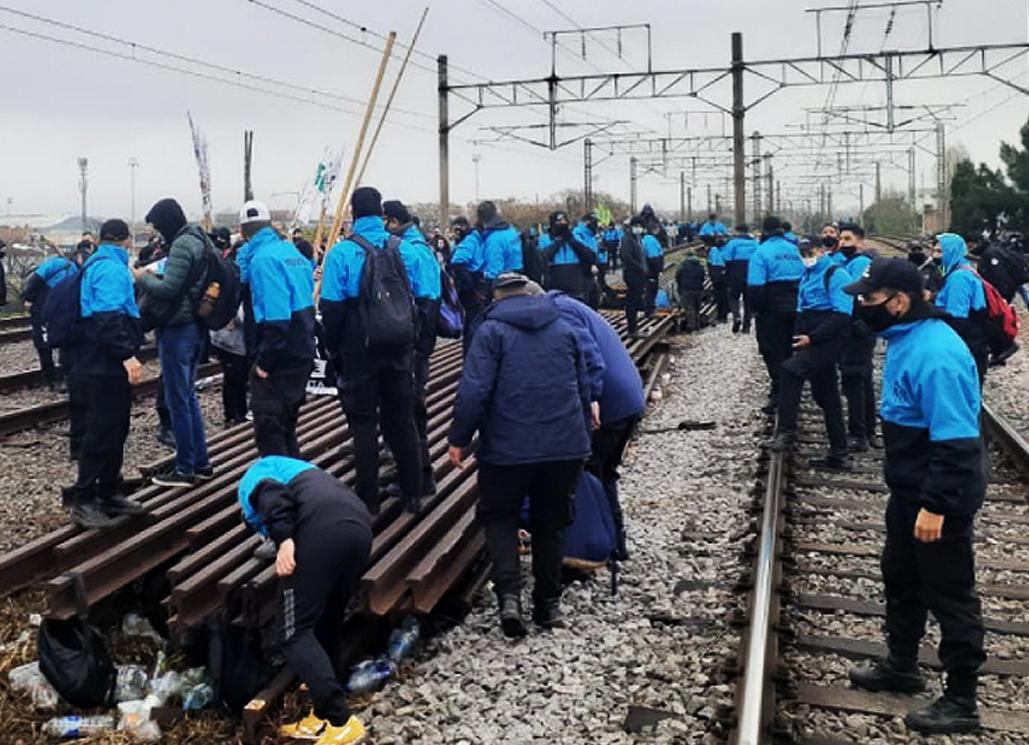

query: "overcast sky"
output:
1 0 1027 222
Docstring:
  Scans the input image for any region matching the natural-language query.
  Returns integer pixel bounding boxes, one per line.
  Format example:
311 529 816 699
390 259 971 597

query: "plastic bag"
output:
8 661 60 710
37 618 116 708
121 613 164 645
117 700 161 742
114 664 150 702
149 670 183 706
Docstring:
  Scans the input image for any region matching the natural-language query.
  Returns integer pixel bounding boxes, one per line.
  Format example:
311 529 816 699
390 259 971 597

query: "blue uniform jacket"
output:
247 226 316 371
538 231 594 267
935 233 986 319
602 228 622 245
840 251 873 280
401 225 442 300
642 234 663 260
77 244 142 376
550 292 645 425
35 256 77 287
448 294 592 465
573 223 599 256
723 236 757 283
795 254 853 343
784 231 798 245
699 221 727 237
747 235 804 314
238 456 317 538
482 223 523 279
450 229 485 272
707 244 726 267
879 317 984 515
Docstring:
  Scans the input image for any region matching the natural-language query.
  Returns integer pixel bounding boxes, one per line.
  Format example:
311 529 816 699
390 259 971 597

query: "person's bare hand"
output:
590 401 601 430
276 539 297 577
123 356 143 385
448 445 466 469
255 365 269 379
792 334 811 349
914 508 944 543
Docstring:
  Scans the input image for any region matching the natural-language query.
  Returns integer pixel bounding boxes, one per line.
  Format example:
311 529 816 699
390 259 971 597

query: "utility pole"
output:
936 121 948 229
77 157 88 234
875 161 882 204
629 157 638 213
859 183 865 219
706 183 712 215
679 171 685 222
908 146 917 230
438 55 450 229
751 131 762 223
765 154 773 216
715 193 722 214
775 180 781 213
827 187 833 223
243 131 254 201
687 186 692 222
472 152 481 202
583 139 593 211
731 32 746 227
128 157 139 232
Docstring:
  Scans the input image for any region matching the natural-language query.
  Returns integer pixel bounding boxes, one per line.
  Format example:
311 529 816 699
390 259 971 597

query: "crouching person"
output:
448 273 592 637
238 456 373 745
64 219 145 528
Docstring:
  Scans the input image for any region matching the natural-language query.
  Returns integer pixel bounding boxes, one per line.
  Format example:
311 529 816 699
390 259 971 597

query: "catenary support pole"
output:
629 156 638 213
731 32 746 227
438 54 450 231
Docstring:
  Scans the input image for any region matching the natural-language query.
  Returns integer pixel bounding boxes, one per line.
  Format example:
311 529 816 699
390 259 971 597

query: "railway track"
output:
732 397 1029 743
0 344 161 394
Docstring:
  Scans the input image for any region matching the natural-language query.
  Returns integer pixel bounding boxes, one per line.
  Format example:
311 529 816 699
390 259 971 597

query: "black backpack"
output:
40 260 107 349
521 233 545 284
352 234 416 348
194 234 242 331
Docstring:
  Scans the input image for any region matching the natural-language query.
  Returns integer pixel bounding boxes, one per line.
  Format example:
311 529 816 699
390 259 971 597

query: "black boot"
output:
764 430 796 452
69 502 118 530
97 480 145 516
849 657 926 694
532 598 567 630
731 321 741 334
761 398 778 416
498 594 527 638
848 435 870 453
808 451 852 471
904 694 980 735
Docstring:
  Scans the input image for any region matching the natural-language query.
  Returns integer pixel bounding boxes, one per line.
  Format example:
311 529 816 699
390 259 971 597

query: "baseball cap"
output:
493 272 529 290
843 257 925 296
238 200 271 225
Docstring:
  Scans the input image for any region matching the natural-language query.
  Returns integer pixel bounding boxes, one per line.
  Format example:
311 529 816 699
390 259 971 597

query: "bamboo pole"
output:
311 203 328 258
355 8 429 186
326 32 397 249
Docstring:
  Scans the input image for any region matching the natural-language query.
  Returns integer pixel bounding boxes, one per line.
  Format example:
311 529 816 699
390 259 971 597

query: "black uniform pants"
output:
678 290 703 331
458 285 486 355
624 280 645 336
777 341 847 452
881 495 985 691
587 415 639 555
840 335 877 440
65 353 87 460
477 460 582 603
338 350 421 511
35 343 61 387
277 517 372 726
727 278 751 330
73 374 131 505
644 270 661 315
755 310 797 401
250 361 311 458
711 278 729 320
214 348 249 423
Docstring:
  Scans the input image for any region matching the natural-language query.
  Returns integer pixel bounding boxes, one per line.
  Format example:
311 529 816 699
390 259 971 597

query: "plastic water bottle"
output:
345 658 396 694
387 616 420 663
42 715 116 738
183 683 214 710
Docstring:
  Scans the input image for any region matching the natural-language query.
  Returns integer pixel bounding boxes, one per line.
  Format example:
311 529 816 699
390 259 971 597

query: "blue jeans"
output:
158 322 210 475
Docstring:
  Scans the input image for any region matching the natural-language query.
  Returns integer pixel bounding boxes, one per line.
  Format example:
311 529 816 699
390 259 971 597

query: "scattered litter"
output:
114 664 150 703
346 657 397 694
117 700 161 742
121 613 164 645
42 714 116 738
387 616 420 663
8 660 61 710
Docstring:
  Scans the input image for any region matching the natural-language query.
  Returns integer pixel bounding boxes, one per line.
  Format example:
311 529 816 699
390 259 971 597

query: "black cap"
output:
100 219 130 242
451 216 470 228
493 272 529 289
549 210 569 226
762 215 783 234
351 186 383 219
843 257 925 296
382 200 411 224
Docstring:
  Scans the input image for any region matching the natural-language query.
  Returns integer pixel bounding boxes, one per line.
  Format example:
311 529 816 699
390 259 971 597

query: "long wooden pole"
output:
326 32 397 249
356 9 429 186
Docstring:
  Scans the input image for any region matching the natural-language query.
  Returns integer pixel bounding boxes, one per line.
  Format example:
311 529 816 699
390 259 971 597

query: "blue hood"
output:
938 233 968 274
486 294 559 331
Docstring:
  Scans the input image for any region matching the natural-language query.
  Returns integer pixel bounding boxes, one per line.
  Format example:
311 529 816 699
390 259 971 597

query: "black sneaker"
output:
532 599 567 630
100 494 146 516
989 342 1018 367
152 471 195 488
849 658 926 694
808 454 852 472
70 502 118 529
761 399 778 416
253 538 277 561
422 477 437 497
731 321 741 334
404 496 423 516
904 695 980 735
499 594 527 638
764 431 796 452
196 465 215 481
848 436 870 453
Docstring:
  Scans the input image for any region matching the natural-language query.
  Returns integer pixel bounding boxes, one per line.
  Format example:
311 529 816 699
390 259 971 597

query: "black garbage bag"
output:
37 617 116 708
212 623 276 714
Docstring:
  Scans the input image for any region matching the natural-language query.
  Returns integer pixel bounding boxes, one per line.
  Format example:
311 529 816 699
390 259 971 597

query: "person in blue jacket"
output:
723 224 758 333
698 213 727 242
448 273 592 636
602 222 622 272
238 456 372 745
767 236 853 470
705 236 729 322
477 201 523 281
320 187 422 516
237 200 316 460
542 286 644 560
835 223 880 451
20 252 78 389
63 219 145 529
448 215 486 351
934 233 989 385
748 216 805 414
783 221 799 245
843 259 985 736
539 210 596 302
385 199 443 496
642 223 664 315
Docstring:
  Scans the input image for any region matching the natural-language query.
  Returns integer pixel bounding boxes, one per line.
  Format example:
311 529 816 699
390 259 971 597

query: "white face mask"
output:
802 256 818 268
631 226 644 236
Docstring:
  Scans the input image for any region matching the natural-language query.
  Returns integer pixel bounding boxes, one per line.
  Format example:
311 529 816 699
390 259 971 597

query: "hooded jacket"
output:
723 236 758 283
245 226 316 371
77 244 143 376
619 231 648 286
238 456 369 543
699 220 728 237
550 291 645 425
795 253 853 344
747 234 804 314
22 256 77 344
135 224 208 328
448 294 591 465
934 233 988 355
482 222 524 279
675 256 706 293
879 313 984 515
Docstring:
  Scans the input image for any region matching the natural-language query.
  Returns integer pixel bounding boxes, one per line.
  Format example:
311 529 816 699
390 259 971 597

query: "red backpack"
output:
958 266 1020 352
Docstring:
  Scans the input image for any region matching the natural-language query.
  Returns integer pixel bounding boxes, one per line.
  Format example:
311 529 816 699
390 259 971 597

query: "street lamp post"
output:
471 153 481 202
128 157 139 234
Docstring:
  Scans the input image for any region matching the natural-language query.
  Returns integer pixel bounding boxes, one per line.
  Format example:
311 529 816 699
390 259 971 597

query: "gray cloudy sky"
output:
1 0 1027 222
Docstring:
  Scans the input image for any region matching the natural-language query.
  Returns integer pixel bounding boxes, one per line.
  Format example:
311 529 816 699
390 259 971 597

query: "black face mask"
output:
552 223 571 237
822 236 838 248
840 245 857 258
854 295 900 332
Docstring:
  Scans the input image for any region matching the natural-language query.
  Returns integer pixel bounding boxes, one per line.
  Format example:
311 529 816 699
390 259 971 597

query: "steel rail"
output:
983 402 1029 480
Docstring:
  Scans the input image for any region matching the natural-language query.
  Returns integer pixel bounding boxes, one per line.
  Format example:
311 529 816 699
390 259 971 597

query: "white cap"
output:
239 200 271 225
